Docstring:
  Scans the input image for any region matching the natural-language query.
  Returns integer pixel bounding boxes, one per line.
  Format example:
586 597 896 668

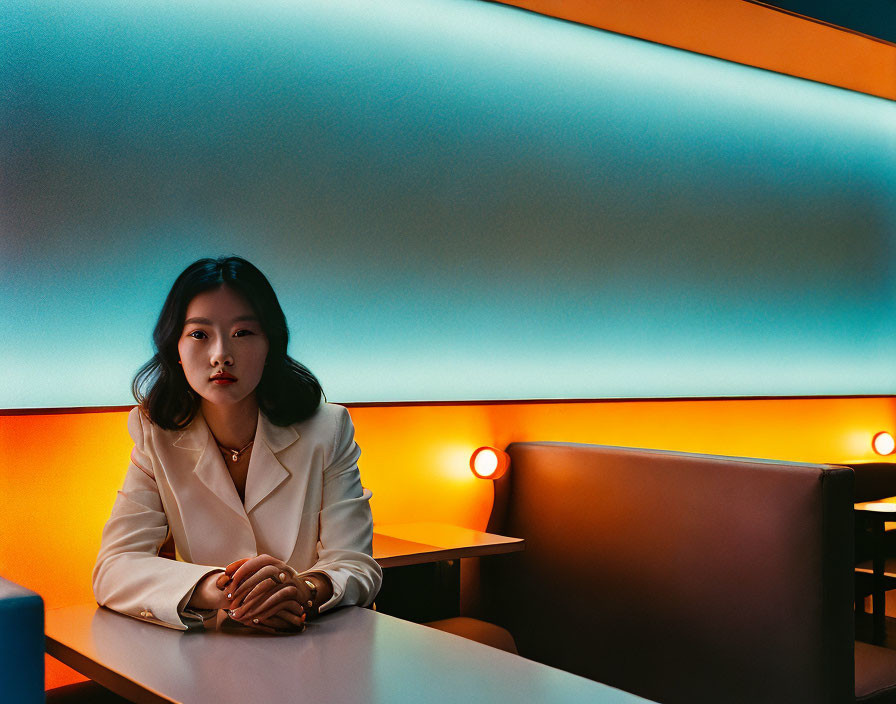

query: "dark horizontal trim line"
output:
742 0 896 48
342 394 896 408
2 394 894 415
0 405 136 416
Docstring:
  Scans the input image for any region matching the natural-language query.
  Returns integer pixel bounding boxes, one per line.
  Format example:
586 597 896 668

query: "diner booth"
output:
3 0 896 702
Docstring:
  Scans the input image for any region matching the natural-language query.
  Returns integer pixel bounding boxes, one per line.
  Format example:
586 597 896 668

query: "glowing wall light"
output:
872 432 895 456
470 446 510 480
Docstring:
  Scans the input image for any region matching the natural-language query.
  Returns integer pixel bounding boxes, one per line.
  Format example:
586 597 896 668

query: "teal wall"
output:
2 0 895 408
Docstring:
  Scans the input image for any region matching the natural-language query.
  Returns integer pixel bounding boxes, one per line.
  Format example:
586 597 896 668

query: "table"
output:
372 522 524 567
372 523 524 622
45 604 655 704
854 499 896 644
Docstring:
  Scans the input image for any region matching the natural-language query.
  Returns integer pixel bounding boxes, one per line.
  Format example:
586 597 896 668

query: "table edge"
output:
375 539 525 568
46 632 178 704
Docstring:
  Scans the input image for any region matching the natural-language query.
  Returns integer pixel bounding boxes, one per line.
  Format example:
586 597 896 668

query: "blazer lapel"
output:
174 411 247 522
243 412 312 561
243 412 300 514
166 408 305 565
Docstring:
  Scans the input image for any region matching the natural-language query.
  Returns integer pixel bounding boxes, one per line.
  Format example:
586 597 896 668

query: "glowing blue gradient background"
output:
2 0 895 408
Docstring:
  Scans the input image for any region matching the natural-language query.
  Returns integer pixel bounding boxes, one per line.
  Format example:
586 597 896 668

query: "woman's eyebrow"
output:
183 315 259 326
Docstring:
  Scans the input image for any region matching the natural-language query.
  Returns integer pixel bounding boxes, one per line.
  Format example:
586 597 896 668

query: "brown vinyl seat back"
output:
847 462 896 503
482 442 854 704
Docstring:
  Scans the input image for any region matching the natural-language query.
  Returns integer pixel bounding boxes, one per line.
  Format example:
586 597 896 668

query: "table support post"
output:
873 516 886 645
376 559 462 622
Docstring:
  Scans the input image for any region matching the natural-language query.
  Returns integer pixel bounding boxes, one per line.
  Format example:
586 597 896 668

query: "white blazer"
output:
92 403 382 630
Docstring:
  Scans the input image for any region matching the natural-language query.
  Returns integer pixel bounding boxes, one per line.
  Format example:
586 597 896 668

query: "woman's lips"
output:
212 378 236 385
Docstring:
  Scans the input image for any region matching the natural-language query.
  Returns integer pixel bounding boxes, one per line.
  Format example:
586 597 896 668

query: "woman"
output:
92 256 382 633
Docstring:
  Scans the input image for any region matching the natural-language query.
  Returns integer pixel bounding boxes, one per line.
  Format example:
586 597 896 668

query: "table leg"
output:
873 516 885 645
376 560 461 622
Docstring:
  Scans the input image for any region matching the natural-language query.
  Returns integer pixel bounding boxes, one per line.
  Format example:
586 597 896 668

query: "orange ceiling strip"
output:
492 0 896 101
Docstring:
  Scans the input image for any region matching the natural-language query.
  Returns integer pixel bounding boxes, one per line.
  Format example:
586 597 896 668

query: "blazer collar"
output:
172 407 301 516
256 411 301 455
172 407 301 453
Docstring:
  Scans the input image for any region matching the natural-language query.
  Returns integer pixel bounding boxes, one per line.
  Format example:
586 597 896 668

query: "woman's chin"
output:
199 389 254 408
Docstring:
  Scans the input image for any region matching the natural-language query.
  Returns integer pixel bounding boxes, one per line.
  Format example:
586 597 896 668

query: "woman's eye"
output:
234 329 254 337
187 330 207 340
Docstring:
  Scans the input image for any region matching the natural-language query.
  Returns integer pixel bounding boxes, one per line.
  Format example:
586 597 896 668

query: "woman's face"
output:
177 285 270 410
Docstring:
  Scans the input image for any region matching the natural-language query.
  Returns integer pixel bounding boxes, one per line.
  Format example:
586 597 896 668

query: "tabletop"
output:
372 522 524 568
45 604 654 704
855 498 896 514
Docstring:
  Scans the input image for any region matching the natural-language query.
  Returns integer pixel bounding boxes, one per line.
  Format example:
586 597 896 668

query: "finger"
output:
272 576 311 607
216 572 231 590
224 558 251 576
239 585 299 622
260 614 293 631
228 555 269 585
242 619 278 634
223 608 278 633
227 565 273 603
229 565 284 605
229 582 295 620
240 584 299 622
262 613 305 632
231 579 278 612
273 602 307 627
272 600 306 622
228 554 278 590
234 575 283 610
291 578 317 613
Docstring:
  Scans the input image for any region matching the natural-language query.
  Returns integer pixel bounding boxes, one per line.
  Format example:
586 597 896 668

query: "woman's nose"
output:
210 338 234 367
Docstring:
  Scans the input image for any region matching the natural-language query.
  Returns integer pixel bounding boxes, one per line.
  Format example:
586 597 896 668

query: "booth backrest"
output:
0 577 45 704
848 462 896 503
482 442 854 704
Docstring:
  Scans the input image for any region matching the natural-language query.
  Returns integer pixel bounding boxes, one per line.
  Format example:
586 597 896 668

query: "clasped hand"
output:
194 555 317 633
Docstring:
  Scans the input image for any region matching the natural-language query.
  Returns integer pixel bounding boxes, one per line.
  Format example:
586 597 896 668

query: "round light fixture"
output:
470 446 510 480
872 431 895 456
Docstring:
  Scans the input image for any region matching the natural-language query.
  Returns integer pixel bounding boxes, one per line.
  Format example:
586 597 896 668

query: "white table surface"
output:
46 604 654 704
372 522 524 567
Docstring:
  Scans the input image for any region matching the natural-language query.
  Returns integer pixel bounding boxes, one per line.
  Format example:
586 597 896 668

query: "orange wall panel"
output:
3 396 894 690
496 0 896 101
0 411 132 690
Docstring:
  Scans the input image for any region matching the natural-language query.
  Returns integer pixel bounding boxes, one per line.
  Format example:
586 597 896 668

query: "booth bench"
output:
480 442 896 704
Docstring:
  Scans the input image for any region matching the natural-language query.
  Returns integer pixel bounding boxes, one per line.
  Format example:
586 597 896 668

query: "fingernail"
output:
252 618 259 624
226 593 232 599
226 610 234 617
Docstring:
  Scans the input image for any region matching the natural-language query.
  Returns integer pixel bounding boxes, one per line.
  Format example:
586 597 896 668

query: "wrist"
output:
188 570 226 610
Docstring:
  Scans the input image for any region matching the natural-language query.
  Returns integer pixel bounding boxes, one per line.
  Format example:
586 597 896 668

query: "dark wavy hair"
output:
133 256 323 429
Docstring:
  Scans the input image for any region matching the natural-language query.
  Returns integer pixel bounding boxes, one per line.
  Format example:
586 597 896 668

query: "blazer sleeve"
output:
91 407 223 630
297 405 382 613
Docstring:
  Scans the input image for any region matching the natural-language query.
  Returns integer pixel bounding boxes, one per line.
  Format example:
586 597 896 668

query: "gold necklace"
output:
216 439 254 463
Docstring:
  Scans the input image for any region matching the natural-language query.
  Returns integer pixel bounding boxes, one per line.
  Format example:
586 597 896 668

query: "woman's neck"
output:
201 396 259 450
